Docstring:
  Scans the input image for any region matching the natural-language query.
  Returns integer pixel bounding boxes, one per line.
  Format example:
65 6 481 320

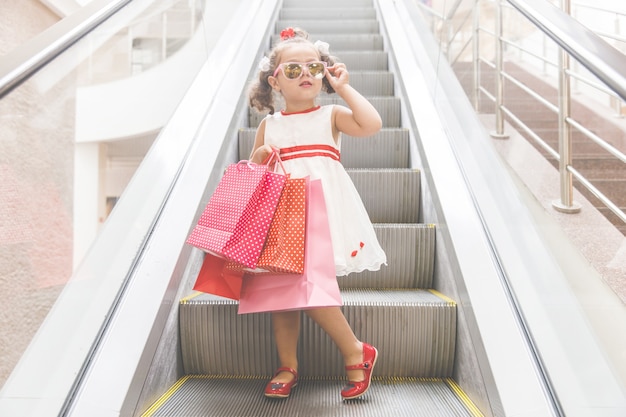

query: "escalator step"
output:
346 169 420 223
238 127 408 169
141 376 481 417
180 289 455 377
283 0 374 6
342 224 436 289
270 33 384 50
335 51 389 71
247 96 401 128
275 20 380 34
280 8 376 20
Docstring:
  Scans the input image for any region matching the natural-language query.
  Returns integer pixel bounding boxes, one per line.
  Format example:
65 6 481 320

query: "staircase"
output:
458 60 626 235
141 1 482 415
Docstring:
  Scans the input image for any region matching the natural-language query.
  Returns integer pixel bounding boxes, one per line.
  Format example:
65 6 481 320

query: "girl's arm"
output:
249 118 275 164
325 63 383 138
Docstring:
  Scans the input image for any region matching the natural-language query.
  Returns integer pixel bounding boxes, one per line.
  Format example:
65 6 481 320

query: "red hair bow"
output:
280 27 295 40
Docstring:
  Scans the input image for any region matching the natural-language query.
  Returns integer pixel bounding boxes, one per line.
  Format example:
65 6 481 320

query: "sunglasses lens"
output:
283 63 303 79
308 62 326 78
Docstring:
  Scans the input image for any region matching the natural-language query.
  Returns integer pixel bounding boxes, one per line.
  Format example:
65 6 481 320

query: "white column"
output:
73 142 101 270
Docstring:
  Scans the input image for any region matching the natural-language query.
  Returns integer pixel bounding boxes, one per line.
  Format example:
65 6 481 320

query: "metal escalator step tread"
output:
238 128 408 169
141 376 482 417
179 289 455 377
181 288 452 307
344 224 435 289
340 288 455 305
346 169 420 223
280 8 377 20
275 19 380 34
319 96 400 127
247 94 401 129
334 51 389 70
283 0 374 6
270 33 384 50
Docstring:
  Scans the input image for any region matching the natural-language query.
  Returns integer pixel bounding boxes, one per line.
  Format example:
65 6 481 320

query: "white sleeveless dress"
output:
263 105 387 276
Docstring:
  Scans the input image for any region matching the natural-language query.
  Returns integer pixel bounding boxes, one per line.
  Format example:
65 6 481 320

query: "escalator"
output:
140 1 481 415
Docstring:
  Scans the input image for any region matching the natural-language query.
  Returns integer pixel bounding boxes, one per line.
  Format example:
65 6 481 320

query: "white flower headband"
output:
257 39 331 73
258 56 270 72
314 40 330 56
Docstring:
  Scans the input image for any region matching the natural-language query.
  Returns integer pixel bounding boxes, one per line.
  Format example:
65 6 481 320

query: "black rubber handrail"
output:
0 0 133 98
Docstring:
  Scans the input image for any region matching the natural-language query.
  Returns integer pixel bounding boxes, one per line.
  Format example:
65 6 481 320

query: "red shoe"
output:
264 367 298 398
341 343 378 400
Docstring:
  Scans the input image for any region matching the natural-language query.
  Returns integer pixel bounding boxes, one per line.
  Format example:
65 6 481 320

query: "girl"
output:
248 27 387 400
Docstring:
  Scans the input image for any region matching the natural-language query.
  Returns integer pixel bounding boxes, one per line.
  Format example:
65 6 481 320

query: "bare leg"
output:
305 307 365 382
271 310 300 383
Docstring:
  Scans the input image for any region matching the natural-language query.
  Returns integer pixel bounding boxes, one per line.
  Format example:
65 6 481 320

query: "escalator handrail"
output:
507 0 626 101
0 0 132 98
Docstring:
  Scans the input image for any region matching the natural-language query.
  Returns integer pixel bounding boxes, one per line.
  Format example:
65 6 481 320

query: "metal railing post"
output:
552 0 581 213
491 0 509 139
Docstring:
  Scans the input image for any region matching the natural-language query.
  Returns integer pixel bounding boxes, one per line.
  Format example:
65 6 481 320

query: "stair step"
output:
341 224 436 289
342 128 409 168
248 97 401 128
335 51 389 71
142 376 477 417
280 8 376 20
283 0 374 7
343 71 394 95
276 20 380 34
346 169 420 223
574 178 626 207
323 96 400 127
238 128 409 169
545 156 626 180
270 33 385 51
179 289 456 377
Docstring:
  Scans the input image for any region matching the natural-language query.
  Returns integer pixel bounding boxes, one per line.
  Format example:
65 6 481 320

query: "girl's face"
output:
269 43 324 111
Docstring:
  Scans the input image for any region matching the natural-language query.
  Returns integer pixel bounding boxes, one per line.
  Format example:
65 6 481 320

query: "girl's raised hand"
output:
325 63 349 92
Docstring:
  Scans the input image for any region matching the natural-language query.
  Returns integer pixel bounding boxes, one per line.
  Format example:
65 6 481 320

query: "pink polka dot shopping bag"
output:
237 179 343 314
186 152 287 268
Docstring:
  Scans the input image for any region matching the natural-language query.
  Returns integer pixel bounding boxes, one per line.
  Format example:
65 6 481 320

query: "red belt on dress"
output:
279 144 340 162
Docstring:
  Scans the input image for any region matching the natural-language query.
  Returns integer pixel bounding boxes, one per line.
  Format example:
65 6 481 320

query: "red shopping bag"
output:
193 253 243 300
228 176 307 275
238 179 342 314
186 152 287 268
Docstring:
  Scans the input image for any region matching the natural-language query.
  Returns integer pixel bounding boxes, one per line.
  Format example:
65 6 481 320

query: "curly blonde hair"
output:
248 27 338 114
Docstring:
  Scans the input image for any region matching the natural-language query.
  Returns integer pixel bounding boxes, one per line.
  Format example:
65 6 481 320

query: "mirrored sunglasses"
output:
273 61 327 80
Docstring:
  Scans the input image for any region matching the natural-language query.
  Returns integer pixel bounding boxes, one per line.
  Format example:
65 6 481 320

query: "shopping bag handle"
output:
262 148 287 175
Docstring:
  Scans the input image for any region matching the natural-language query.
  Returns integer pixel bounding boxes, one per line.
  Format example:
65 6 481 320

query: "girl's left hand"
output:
325 63 349 92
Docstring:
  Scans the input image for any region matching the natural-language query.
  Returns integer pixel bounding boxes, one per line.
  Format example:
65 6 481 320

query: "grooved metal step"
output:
248 96 401 128
270 33 384 50
280 8 377 20
180 290 455 377
325 96 400 126
342 71 394 96
283 0 373 5
341 224 435 289
141 376 478 417
335 51 389 71
275 20 380 34
238 127 408 168
346 169 420 223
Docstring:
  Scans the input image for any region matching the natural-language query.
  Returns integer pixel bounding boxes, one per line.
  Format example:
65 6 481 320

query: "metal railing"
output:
418 0 626 226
